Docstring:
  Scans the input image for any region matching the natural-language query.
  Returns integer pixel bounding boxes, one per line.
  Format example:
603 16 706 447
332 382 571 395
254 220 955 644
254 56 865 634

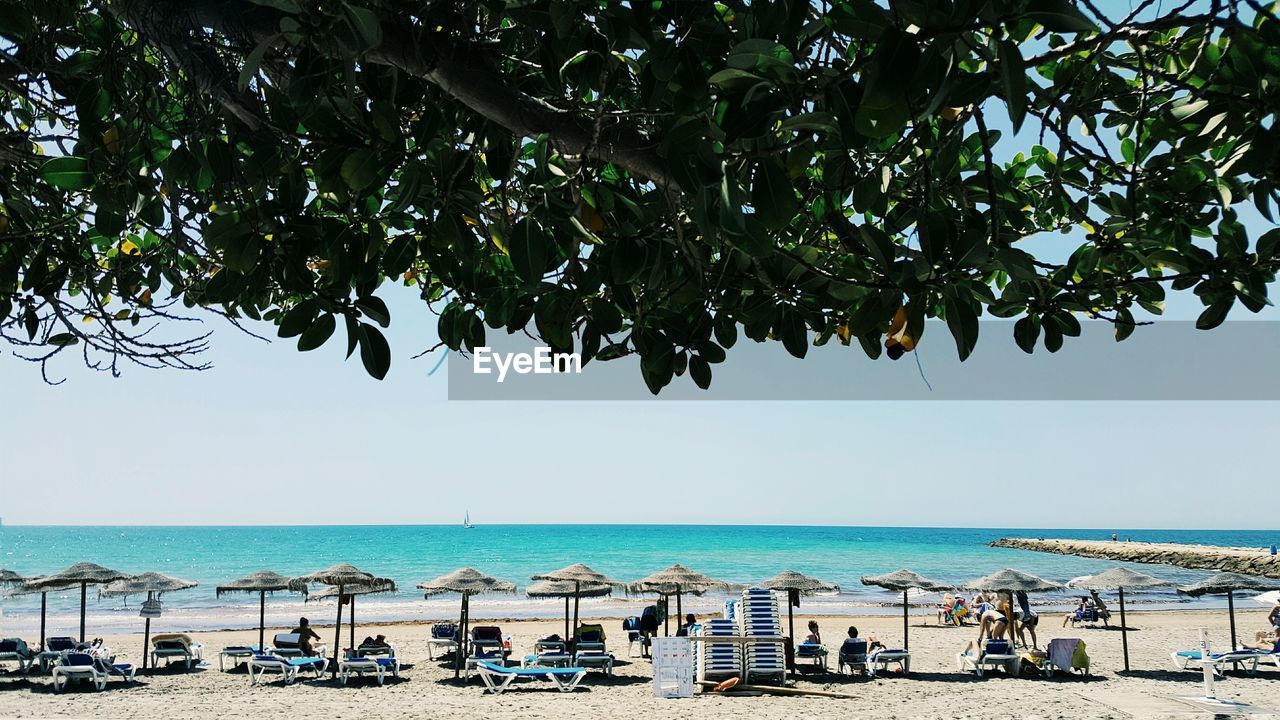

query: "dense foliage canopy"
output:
1 0 1278 390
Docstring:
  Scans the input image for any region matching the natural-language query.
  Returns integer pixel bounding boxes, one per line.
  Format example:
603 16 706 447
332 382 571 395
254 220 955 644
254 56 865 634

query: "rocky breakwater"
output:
990 538 1280 577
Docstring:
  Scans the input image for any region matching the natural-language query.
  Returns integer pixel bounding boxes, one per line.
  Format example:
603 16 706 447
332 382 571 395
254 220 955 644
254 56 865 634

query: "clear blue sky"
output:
1 280 1275 529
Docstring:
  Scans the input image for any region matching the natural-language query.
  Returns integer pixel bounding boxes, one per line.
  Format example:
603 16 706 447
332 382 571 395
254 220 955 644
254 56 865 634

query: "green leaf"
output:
344 5 383 50
854 30 919 138
639 341 675 395
358 323 391 379
341 150 383 191
298 313 336 351
382 234 417 277
510 219 550 284
222 232 262 274
356 296 390 327
708 68 766 90
997 41 1027 132
689 354 712 389
278 300 318 338
1196 298 1233 330
40 157 93 191
775 306 808 359
1026 0 1099 33
238 34 279 91
714 314 738 349
1014 315 1039 354
944 292 979 361
751 158 799 230
46 332 78 347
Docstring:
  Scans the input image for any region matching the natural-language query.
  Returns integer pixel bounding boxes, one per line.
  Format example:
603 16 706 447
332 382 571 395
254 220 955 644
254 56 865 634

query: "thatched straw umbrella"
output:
101 572 199 671
290 564 396 677
861 570 951 654
760 570 839 661
304 580 398 656
527 580 612 641
0 569 24 586
1179 572 1280 652
23 563 128 642
417 568 516 678
530 564 623 638
4 578 49 649
965 569 1061 649
216 571 299 653
1070 567 1174 671
630 565 729 636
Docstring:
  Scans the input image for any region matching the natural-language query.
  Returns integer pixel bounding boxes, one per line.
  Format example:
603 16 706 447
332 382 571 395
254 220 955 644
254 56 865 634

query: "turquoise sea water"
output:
2 525 1276 635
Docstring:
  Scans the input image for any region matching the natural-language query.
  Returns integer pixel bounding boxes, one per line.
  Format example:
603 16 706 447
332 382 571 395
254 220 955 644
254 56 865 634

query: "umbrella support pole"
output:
259 592 266 653
79 582 87 643
564 597 570 641
332 587 343 678
903 590 910 654
142 592 153 672
1227 590 1237 651
1119 587 1129 672
573 581 581 640
676 591 682 635
40 592 47 651
350 596 356 653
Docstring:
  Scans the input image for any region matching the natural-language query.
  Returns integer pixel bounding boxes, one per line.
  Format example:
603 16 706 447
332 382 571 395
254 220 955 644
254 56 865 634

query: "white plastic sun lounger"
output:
150 634 204 670
957 640 1020 677
475 660 586 694
247 654 328 685
338 656 400 686
51 653 136 692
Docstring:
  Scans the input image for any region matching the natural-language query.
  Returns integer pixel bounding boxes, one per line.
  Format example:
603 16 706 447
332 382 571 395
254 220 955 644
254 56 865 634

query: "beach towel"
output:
1048 638 1080 670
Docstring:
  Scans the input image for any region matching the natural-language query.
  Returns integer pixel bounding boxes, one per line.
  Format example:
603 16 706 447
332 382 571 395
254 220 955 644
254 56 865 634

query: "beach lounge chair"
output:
218 645 267 671
474 660 587 694
338 652 399 686
427 623 458 660
470 625 508 657
573 624 614 676
739 588 786 684
270 633 326 660
1171 637 1280 676
795 641 828 671
869 648 911 676
50 652 135 692
0 638 35 674
838 638 869 675
35 637 87 673
150 633 204 670
1042 638 1090 677
957 639 1020 677
247 654 328 686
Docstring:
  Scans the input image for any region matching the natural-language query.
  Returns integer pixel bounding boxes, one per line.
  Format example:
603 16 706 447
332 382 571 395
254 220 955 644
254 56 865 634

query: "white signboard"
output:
651 637 694 698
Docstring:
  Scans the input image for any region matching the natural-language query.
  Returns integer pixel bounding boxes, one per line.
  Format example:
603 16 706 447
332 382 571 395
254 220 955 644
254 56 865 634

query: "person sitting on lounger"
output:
846 626 883 653
1242 630 1280 653
805 620 822 645
1063 597 1088 627
676 614 697 637
1269 600 1280 629
361 634 390 649
292 617 322 657
1089 591 1112 624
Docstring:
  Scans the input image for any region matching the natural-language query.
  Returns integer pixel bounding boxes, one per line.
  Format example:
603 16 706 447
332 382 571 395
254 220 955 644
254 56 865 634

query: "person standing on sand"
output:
292 617 322 657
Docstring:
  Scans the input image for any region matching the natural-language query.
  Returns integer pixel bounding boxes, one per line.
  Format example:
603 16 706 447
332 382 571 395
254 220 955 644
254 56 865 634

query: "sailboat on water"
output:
463 510 474 529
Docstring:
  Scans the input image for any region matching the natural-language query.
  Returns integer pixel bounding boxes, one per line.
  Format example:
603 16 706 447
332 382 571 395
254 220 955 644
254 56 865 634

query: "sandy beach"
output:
1 608 1275 719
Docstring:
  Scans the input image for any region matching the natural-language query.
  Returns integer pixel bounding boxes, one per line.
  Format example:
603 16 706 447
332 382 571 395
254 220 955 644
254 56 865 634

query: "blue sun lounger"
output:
474 660 586 694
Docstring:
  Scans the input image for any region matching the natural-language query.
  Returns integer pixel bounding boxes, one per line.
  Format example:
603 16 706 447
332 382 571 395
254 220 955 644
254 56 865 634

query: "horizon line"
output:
0 521 1275 532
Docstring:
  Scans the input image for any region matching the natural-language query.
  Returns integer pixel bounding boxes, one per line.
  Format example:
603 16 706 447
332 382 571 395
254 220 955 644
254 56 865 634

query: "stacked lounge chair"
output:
572 624 614 676
738 588 786 684
695 618 740 682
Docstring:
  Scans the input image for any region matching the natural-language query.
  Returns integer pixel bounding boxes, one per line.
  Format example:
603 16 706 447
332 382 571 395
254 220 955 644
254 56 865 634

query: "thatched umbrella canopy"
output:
760 570 839 660
630 565 729 636
23 563 128 642
526 580 612 641
964 568 1062 593
531 564 622 638
101 573 199 671
862 570 952 654
1069 567 1174 671
417 568 517 677
1178 573 1280 652
0 569 25 586
4 577 52 650
291 564 395 676
216 571 297 653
